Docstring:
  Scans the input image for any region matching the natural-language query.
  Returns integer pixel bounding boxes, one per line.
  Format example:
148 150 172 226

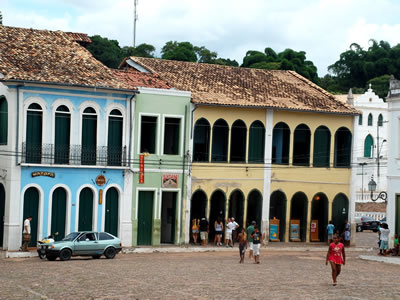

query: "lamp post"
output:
368 176 387 202
359 162 367 201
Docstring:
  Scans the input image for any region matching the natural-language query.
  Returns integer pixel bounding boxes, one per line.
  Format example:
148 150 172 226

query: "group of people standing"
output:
326 220 351 246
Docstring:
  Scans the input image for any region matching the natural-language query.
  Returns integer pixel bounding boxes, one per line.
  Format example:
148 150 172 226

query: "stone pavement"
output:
1 247 399 300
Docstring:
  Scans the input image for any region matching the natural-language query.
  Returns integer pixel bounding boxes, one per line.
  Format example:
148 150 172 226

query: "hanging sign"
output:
139 154 145 184
162 174 178 188
290 219 301 242
96 175 106 186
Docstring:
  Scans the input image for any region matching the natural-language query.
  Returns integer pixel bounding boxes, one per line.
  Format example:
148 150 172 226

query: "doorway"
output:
209 190 226 241
161 191 177 244
332 193 349 233
51 187 67 241
270 190 287 242
247 190 263 228
0 183 5 247
78 188 94 231
311 193 328 242
105 187 119 237
23 187 39 247
228 190 244 230
290 192 308 242
137 191 154 246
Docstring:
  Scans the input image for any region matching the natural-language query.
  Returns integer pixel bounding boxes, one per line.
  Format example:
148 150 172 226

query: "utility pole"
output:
376 120 388 178
0 11 3 25
133 0 138 47
359 162 367 201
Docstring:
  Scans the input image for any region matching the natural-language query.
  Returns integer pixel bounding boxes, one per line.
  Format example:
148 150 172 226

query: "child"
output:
379 223 390 256
238 228 247 263
251 226 263 264
326 235 345 286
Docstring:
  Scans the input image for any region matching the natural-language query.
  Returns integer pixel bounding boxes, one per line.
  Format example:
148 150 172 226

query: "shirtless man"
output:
238 228 248 263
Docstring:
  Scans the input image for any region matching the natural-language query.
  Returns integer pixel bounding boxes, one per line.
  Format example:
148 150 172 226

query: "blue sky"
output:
2 0 400 75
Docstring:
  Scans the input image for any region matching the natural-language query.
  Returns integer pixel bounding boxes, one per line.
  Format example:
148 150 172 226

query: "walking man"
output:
231 217 239 246
199 217 209 246
327 221 335 243
20 216 32 252
247 221 256 259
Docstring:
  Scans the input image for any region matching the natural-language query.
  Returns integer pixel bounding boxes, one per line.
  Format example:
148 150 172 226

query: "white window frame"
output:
161 114 184 157
137 113 160 155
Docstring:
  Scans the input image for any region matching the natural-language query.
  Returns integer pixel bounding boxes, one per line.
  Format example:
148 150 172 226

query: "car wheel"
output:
39 253 46 259
59 249 72 261
46 255 57 261
92 255 101 259
357 225 363 232
104 247 116 259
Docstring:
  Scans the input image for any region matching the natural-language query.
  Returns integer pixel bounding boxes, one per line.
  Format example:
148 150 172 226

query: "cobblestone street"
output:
1 233 399 300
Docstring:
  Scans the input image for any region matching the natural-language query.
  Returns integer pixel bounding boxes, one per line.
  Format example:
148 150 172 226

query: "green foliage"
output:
122 43 155 58
86 35 123 68
241 47 319 83
161 41 197 62
368 75 391 99
214 58 239 67
194 46 217 63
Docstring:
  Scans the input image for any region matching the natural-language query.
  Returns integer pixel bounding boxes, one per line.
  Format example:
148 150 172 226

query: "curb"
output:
359 255 400 265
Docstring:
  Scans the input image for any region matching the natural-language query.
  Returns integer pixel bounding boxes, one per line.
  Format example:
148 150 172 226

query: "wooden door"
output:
23 187 39 246
51 187 67 241
137 191 153 245
105 187 118 236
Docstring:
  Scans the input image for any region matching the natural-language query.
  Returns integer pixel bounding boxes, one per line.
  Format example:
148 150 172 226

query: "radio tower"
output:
133 0 138 47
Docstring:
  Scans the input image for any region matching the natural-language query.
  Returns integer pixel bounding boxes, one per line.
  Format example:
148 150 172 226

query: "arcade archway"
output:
270 190 287 242
209 190 226 241
247 190 263 228
311 193 328 242
290 192 308 242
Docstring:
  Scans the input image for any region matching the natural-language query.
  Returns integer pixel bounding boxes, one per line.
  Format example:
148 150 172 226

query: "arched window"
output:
378 114 383 127
313 126 331 167
358 114 363 126
230 120 246 162
81 107 97 165
26 103 43 163
54 105 70 164
293 124 311 166
0 96 7 145
364 135 374 158
211 119 229 162
272 122 290 164
368 113 373 126
334 127 352 167
193 118 210 162
248 121 265 163
108 109 123 166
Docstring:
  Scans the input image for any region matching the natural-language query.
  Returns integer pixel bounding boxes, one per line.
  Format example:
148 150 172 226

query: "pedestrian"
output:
238 228 247 264
214 217 223 246
225 218 236 248
246 221 256 259
199 217 209 246
343 219 351 247
192 219 200 244
20 216 32 252
231 217 239 245
379 223 390 256
325 235 345 286
250 225 263 264
326 221 335 243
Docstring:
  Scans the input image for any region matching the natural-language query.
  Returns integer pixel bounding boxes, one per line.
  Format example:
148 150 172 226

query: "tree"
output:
368 75 391 99
161 41 197 62
122 43 155 58
194 46 217 63
214 58 239 67
86 35 123 68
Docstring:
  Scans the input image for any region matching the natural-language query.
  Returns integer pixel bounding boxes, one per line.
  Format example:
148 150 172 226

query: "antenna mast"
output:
133 0 138 47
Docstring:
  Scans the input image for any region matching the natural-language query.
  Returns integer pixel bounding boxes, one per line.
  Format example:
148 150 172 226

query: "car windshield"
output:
363 216 375 222
62 232 81 241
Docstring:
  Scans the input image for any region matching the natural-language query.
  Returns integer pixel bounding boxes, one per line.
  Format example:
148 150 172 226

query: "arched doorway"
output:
105 187 119 237
230 120 246 162
272 122 290 164
209 190 226 241
332 193 349 233
0 183 5 247
211 119 229 162
193 118 211 162
51 187 67 241
78 188 94 231
290 192 308 242
247 190 263 228
269 190 287 242
311 193 328 242
334 127 352 167
228 190 244 230
23 187 39 247
293 124 311 166
190 190 207 243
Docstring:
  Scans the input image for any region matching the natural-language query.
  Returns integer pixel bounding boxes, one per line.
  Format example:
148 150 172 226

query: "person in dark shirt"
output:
251 226 263 264
199 218 209 246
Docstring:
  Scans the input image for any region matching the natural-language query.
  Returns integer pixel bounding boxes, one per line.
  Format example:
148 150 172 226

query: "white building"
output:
387 75 400 244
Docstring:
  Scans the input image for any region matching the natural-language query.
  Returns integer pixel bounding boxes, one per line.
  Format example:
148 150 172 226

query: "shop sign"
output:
162 174 178 188
290 220 300 241
32 171 55 178
96 175 106 186
139 154 145 184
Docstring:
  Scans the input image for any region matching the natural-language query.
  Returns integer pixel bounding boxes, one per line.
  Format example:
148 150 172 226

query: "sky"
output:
2 0 400 75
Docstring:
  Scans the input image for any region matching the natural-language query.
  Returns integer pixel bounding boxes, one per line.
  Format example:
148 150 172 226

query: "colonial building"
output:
124 57 359 244
386 76 400 243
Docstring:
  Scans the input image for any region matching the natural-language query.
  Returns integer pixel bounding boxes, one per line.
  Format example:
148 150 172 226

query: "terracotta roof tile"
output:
0 25 128 90
112 69 170 90
128 57 359 115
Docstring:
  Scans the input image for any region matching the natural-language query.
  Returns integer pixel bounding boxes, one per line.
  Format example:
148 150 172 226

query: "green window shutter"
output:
26 105 42 163
378 114 383 126
368 114 373 126
78 188 93 231
249 121 265 163
358 114 363 125
0 97 7 145
105 187 119 236
82 110 97 165
51 187 67 241
230 120 247 162
211 119 229 162
108 116 123 165
55 111 70 164
313 126 331 167
364 135 373 158
193 118 210 162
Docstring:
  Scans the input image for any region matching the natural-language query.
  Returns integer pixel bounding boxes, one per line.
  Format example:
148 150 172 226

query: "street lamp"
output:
368 176 387 202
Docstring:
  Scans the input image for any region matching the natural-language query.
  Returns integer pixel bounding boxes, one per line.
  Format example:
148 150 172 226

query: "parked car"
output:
356 216 380 232
379 217 386 224
45 231 122 261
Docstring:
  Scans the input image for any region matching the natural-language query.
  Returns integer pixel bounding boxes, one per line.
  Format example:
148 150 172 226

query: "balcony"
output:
21 143 127 167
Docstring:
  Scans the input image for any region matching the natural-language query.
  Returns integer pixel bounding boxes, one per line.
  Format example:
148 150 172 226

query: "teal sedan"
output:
45 231 122 261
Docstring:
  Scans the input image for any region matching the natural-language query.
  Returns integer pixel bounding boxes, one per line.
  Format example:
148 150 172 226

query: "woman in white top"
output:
379 223 390 256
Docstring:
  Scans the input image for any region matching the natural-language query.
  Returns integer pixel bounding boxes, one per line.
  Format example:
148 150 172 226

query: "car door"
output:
74 233 98 255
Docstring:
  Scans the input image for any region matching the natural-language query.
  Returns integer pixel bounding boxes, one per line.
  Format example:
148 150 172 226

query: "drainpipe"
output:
179 104 188 244
128 93 136 168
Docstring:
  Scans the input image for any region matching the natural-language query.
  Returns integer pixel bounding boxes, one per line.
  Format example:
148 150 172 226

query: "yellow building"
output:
126 57 359 244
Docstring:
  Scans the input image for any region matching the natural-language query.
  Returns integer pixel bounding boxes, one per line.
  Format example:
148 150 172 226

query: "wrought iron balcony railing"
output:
21 143 127 167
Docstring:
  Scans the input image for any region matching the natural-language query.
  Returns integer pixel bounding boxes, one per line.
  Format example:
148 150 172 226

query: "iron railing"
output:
21 143 127 167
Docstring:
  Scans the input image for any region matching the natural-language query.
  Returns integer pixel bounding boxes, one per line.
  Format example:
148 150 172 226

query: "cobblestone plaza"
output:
1 234 400 300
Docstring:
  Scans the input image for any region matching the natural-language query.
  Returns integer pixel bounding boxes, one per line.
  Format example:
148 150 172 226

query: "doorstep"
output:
360 255 400 265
